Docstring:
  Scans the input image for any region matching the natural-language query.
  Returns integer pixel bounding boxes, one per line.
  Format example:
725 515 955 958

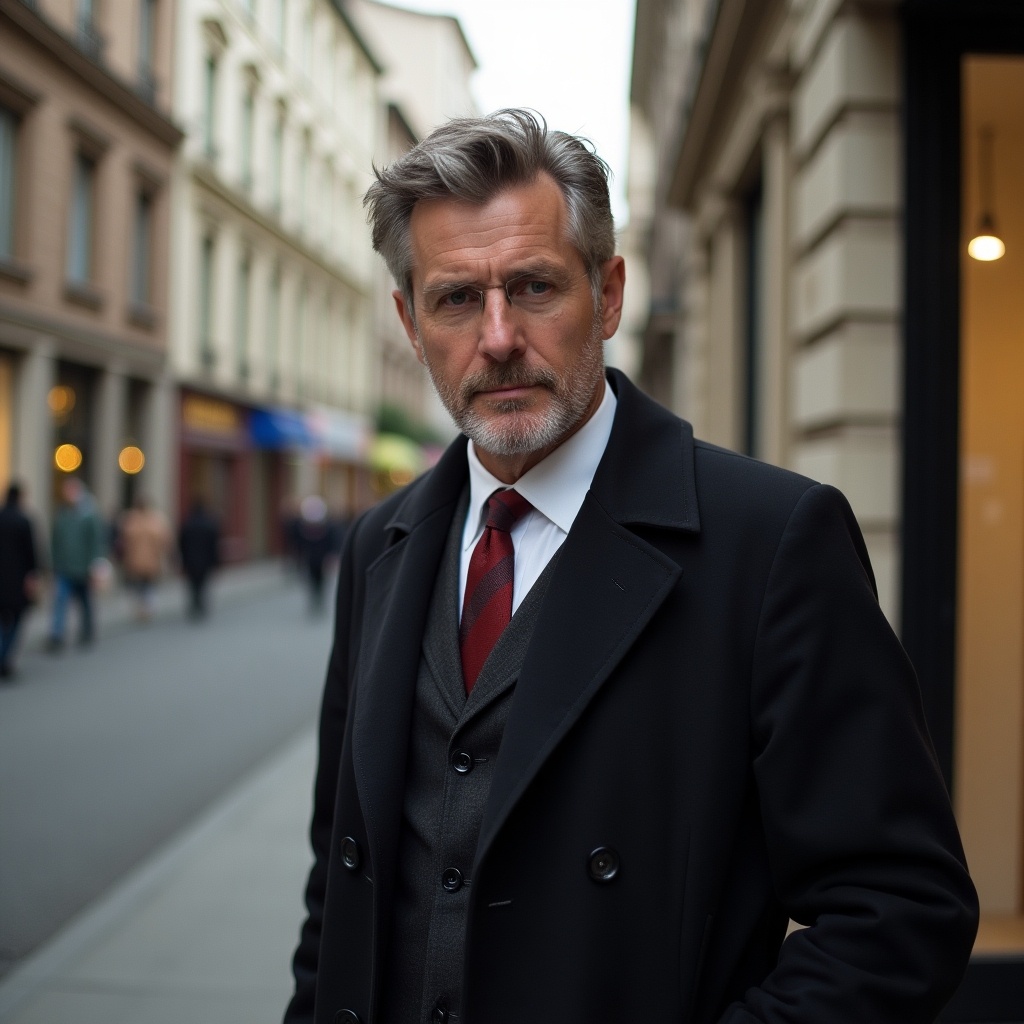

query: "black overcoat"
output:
0 502 39 617
285 370 977 1024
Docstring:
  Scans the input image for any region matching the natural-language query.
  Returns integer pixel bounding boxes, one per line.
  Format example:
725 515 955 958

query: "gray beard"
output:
422 323 605 458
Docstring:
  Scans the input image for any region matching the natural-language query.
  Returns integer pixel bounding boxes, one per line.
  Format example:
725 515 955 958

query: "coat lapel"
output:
476 369 701 864
350 440 468 948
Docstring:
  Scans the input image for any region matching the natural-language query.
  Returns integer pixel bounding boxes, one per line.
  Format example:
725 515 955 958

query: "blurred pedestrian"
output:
295 495 338 614
178 498 220 620
48 477 105 650
118 495 171 621
0 482 41 678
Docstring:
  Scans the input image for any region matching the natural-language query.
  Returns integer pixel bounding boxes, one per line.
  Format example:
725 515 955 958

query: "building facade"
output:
169 0 381 559
629 0 1024 1013
0 0 180 533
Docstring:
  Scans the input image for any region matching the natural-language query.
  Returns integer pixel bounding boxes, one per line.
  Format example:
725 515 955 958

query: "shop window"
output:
956 53 1024 950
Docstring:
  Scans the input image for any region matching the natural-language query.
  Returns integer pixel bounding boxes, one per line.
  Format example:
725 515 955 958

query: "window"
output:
270 108 284 211
198 232 216 367
137 0 157 101
0 105 17 260
742 178 765 459
240 87 255 190
66 151 96 284
202 55 218 159
77 0 104 60
274 0 286 52
302 4 313 77
236 254 250 379
267 264 280 390
299 132 310 232
130 189 153 307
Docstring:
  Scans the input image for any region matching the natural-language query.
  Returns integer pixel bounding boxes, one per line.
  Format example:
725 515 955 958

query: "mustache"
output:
459 363 559 402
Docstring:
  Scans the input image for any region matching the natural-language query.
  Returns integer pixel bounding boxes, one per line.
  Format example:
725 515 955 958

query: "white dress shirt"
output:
459 380 617 619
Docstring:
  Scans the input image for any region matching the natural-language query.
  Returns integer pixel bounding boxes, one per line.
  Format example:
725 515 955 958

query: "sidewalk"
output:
0 726 316 1024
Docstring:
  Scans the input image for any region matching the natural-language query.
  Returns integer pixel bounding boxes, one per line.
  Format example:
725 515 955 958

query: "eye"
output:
440 289 477 309
509 278 555 304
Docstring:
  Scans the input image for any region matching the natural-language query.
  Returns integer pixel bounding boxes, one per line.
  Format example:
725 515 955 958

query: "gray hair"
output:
363 109 615 310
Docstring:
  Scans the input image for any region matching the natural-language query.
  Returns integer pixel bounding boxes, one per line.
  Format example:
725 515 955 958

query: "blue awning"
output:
249 408 315 450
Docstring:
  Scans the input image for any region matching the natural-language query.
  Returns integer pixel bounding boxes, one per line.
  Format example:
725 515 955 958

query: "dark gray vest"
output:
380 493 558 1024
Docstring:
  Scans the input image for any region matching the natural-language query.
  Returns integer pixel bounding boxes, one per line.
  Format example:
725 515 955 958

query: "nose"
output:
477 286 523 362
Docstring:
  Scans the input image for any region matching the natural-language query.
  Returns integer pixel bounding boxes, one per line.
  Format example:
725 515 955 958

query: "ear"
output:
393 289 424 364
597 256 626 340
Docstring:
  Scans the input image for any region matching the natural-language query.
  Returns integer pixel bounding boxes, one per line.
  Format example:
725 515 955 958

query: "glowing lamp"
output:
118 446 146 474
54 444 83 472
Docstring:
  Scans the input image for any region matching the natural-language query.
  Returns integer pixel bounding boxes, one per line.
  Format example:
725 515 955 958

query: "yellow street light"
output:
118 445 146 474
54 443 83 472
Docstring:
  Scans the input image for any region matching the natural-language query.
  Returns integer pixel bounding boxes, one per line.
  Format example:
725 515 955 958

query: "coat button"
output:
588 846 620 882
431 998 450 1022
451 750 473 774
335 1011 361 1024
340 837 361 870
441 867 463 892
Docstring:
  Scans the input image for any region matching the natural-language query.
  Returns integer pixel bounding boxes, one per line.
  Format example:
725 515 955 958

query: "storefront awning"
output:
249 408 315 450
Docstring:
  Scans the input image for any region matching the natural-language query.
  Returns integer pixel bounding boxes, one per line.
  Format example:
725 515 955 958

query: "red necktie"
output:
460 489 533 693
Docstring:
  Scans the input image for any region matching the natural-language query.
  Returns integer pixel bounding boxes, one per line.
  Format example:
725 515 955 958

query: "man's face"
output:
394 173 625 480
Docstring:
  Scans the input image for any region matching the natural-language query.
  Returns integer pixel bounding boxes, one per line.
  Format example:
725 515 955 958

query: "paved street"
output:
0 569 332 983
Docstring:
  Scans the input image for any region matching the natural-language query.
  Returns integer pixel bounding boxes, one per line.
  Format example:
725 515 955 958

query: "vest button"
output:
441 867 463 892
335 1011 361 1024
588 846 620 882
431 999 450 1022
451 750 474 773
340 836 361 870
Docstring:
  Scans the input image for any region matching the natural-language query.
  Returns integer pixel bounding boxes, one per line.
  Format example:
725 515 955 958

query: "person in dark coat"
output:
295 495 339 615
178 499 220 619
0 483 40 678
283 111 977 1024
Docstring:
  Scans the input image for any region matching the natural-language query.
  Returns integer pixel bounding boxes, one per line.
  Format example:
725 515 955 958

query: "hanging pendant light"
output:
968 125 1005 261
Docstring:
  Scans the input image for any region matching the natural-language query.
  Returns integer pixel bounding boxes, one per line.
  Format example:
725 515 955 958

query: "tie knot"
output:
485 489 532 532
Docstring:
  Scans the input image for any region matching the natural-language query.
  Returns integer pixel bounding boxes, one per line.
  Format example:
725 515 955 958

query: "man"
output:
285 110 977 1024
48 476 105 650
177 497 220 620
0 483 40 678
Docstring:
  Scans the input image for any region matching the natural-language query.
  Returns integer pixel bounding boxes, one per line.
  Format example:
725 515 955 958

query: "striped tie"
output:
459 489 533 693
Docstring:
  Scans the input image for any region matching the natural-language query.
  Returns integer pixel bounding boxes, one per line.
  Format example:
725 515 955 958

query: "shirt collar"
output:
464 378 617 548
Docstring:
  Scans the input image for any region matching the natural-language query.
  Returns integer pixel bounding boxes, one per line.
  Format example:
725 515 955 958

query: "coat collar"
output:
382 367 701 539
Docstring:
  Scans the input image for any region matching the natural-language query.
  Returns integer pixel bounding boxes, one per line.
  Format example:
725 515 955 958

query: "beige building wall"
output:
634 0 904 621
0 0 181 529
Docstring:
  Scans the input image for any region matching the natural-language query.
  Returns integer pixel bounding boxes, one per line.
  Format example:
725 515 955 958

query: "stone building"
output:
168 0 381 559
0 0 180 532
628 0 1024 1013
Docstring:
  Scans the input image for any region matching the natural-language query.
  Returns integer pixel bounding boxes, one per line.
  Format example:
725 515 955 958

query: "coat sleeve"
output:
283 517 367 1024
721 484 978 1024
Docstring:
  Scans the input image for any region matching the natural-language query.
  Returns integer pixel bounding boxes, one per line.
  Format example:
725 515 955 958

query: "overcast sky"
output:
386 0 638 224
